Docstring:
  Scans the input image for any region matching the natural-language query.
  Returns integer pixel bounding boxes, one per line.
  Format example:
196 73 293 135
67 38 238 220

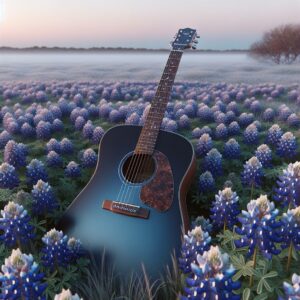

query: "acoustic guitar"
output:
60 28 199 278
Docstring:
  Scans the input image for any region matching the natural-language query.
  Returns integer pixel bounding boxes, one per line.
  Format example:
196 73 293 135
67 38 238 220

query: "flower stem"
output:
223 220 227 233
249 246 258 287
287 242 293 272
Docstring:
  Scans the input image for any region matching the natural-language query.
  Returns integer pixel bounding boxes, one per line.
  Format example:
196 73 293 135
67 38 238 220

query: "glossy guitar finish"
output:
60 124 196 277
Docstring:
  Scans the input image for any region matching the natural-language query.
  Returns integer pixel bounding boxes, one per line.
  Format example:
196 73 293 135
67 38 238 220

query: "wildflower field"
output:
0 81 300 299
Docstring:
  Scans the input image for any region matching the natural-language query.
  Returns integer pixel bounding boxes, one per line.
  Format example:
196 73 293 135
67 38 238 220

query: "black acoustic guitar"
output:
60 28 199 278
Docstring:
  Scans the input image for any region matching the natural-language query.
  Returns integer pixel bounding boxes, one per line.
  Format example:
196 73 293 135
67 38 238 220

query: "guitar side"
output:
59 125 196 278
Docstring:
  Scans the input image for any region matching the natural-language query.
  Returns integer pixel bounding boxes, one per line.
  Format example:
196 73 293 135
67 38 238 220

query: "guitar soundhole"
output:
122 154 155 184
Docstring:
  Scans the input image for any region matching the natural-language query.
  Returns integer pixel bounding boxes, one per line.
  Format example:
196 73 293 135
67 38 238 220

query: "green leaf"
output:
242 288 251 300
254 292 268 300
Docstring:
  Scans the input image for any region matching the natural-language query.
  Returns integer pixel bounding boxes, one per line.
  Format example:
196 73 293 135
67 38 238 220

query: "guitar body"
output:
60 124 196 278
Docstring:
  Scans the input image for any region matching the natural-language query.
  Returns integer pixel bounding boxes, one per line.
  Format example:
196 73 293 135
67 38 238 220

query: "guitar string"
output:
118 151 145 204
116 149 140 203
122 152 147 204
124 152 150 205
117 51 181 205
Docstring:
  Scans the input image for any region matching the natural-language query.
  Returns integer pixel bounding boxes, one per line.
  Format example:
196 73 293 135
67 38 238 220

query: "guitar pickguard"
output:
140 150 174 212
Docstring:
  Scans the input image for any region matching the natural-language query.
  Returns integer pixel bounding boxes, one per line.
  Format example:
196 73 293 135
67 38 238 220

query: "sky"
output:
0 0 299 50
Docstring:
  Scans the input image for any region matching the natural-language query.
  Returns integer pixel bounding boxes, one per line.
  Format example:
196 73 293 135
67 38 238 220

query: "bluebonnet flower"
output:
266 124 283 146
244 124 259 144
26 159 48 185
99 104 112 118
192 216 213 234
31 180 58 215
241 156 263 188
82 120 94 139
198 171 215 193
281 206 300 253
46 150 63 167
195 134 213 157
52 118 64 132
178 115 191 129
0 202 34 247
274 162 300 208
4 140 27 168
65 161 81 178
223 138 240 159
250 100 262 114
125 112 140 125
0 249 46 300
255 144 272 168
235 195 281 258
287 113 300 128
41 229 71 270
92 126 105 144
36 120 52 140
210 187 240 231
238 112 254 127
81 148 97 168
74 116 86 130
54 289 83 300
178 226 211 274
228 121 240 136
67 237 83 262
164 119 178 132
46 138 61 153
0 130 12 149
283 274 300 300
203 148 223 177
184 103 197 118
191 127 202 139
0 163 19 189
60 138 74 154
262 108 275 122
21 122 36 138
198 126 213 137
109 109 123 123
276 132 297 159
88 104 100 117
197 105 213 122
181 246 240 300
215 123 228 139
73 93 84 107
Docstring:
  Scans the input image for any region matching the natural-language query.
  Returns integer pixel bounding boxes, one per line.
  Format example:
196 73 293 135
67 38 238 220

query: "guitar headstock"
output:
171 28 199 51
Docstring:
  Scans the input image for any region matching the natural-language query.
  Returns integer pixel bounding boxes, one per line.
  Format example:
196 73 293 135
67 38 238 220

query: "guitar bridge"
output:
102 200 150 219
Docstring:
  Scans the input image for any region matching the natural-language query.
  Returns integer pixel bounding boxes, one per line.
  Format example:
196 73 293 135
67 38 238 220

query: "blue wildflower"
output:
244 124 259 145
0 248 46 300
60 138 74 154
203 148 223 177
255 144 272 168
4 140 27 169
235 195 282 258
65 161 81 178
36 120 52 140
0 130 12 149
198 171 215 193
82 120 94 139
81 148 97 168
178 226 211 274
283 274 300 300
266 124 283 146
215 123 228 140
181 246 240 300
274 162 300 208
0 163 19 189
46 138 61 153
26 159 48 185
276 132 297 159
228 121 240 136
223 138 240 159
31 180 58 215
0 202 34 247
195 134 213 157
210 187 240 231
92 126 105 144
241 156 263 188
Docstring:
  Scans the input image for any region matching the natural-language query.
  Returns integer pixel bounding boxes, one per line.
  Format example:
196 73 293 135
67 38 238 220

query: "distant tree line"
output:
250 24 300 64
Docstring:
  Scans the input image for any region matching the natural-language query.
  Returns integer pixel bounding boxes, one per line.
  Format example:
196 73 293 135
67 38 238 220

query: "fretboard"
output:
135 50 183 154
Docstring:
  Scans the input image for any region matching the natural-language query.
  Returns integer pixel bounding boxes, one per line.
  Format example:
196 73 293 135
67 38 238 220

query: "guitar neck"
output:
135 50 183 154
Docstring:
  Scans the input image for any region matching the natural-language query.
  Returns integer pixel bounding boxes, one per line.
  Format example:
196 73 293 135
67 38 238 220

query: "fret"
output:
135 50 183 154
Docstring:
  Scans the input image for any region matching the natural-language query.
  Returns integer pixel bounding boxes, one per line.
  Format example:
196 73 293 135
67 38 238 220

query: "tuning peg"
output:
193 40 198 44
192 46 197 50
196 35 200 38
